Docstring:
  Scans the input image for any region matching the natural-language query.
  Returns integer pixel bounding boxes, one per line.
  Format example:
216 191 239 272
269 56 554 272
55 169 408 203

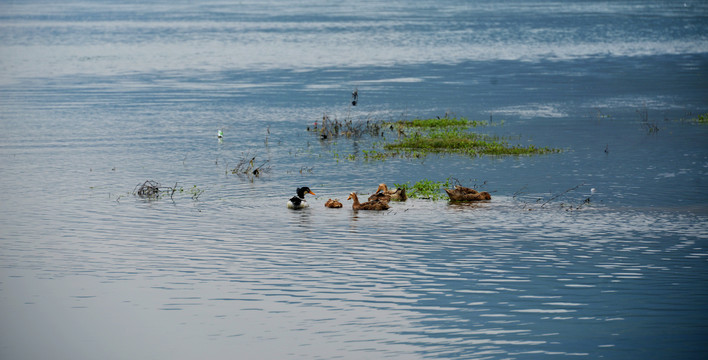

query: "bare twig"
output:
540 183 584 208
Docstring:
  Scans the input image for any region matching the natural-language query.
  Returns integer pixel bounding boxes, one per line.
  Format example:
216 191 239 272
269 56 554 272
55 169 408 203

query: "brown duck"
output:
324 198 343 208
444 185 492 201
348 192 390 211
367 183 407 202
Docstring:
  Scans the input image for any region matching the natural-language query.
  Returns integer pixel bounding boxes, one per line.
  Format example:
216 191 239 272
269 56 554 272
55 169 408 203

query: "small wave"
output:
493 104 568 118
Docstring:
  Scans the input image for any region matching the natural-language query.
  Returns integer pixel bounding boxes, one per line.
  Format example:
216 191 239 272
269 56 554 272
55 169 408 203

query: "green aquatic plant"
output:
393 178 452 200
132 180 204 201
384 129 559 156
385 116 487 129
183 185 204 200
309 112 558 161
687 113 708 124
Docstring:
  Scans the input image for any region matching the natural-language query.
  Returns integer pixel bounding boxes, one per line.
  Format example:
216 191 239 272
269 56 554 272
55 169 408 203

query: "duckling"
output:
367 183 407 202
347 192 390 211
287 187 316 209
324 198 343 208
444 185 491 202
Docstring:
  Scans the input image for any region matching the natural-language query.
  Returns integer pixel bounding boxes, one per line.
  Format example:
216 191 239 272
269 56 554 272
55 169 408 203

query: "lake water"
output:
1 1 708 359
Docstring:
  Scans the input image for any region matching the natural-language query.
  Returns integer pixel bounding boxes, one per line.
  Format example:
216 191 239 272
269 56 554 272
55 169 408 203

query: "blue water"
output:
1 1 708 359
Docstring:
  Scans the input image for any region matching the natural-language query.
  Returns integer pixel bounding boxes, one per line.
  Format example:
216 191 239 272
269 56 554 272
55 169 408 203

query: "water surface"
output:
1 1 708 359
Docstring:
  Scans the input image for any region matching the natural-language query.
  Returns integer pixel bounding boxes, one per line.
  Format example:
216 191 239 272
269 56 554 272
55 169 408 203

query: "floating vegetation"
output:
134 180 162 198
683 112 708 124
384 129 559 157
362 149 399 161
695 113 708 124
384 116 487 129
132 180 204 201
308 113 559 161
184 185 205 200
393 178 452 200
594 108 611 119
392 178 492 201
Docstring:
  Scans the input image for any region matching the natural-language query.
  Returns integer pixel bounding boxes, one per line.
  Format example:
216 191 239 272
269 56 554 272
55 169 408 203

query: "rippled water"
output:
1 1 708 359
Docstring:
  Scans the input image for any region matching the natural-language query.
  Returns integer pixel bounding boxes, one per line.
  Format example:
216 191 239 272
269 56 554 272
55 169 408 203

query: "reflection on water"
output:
2 194 707 358
1 0 708 359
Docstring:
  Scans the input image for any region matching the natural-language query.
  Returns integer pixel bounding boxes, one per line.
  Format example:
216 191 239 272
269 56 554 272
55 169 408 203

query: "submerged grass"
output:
131 180 204 201
690 113 708 124
309 113 560 161
308 113 383 139
384 117 487 129
394 178 452 200
384 129 559 156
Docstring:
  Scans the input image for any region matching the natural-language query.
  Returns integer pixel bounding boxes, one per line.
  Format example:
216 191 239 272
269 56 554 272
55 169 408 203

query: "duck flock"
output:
287 184 492 210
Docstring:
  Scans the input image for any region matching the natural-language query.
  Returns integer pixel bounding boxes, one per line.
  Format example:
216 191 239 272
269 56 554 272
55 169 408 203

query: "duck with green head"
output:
287 187 316 209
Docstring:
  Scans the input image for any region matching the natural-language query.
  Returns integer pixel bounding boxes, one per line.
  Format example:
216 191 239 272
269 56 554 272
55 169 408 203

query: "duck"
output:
367 191 391 203
287 187 316 209
367 183 407 202
444 185 491 201
324 198 343 208
347 192 390 211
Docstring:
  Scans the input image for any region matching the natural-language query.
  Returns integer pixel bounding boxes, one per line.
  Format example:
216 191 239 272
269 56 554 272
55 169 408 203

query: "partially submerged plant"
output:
230 152 271 177
681 112 708 124
637 103 659 134
384 129 559 157
393 178 452 200
133 180 204 201
384 116 487 129
696 113 708 124
134 180 161 198
308 113 383 139
515 183 595 211
309 113 559 161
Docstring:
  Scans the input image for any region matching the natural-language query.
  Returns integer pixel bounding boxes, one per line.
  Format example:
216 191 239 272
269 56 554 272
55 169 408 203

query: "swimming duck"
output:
287 187 316 209
367 191 391 203
324 198 343 208
348 192 390 211
367 183 407 202
444 185 491 201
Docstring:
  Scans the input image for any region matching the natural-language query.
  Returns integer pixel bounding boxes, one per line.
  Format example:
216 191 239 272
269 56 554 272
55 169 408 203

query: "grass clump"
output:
689 113 708 124
393 178 452 200
308 112 558 161
384 129 559 156
674 112 708 125
385 117 486 129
